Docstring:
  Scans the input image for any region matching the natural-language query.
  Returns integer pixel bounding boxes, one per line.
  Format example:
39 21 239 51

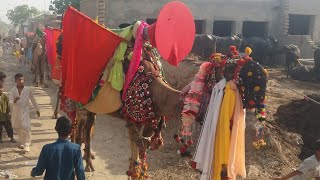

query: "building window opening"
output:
242 21 268 37
213 21 234 37
194 20 205 34
288 14 312 35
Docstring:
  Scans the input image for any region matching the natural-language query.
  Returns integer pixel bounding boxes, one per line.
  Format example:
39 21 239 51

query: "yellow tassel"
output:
245 47 252 56
94 16 99 24
214 53 222 63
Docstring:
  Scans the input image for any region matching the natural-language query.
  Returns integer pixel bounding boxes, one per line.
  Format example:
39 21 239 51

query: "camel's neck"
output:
151 77 181 121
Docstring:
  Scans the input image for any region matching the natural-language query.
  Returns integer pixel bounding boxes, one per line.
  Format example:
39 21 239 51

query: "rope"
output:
270 78 320 105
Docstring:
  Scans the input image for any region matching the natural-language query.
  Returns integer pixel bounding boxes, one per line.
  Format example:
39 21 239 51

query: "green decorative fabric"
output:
0 94 10 122
36 28 44 38
107 26 133 91
110 29 124 34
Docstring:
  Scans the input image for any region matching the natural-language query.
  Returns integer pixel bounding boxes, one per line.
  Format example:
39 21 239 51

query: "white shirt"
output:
193 78 226 180
292 155 320 180
9 86 39 131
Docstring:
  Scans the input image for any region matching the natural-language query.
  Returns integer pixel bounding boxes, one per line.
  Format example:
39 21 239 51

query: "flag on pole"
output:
36 28 44 37
62 7 123 105
45 27 62 81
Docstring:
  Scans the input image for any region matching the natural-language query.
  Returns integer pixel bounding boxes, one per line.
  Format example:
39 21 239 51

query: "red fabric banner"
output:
44 28 54 65
51 28 62 80
45 27 62 81
62 7 122 104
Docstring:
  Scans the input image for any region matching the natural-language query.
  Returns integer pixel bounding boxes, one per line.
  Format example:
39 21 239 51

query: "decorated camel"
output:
32 31 49 88
53 3 268 180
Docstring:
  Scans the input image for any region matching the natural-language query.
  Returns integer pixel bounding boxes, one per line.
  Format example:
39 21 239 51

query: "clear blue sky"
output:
0 0 50 24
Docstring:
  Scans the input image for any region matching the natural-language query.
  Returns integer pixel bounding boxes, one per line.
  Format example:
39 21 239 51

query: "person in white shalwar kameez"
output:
193 78 226 180
9 73 40 152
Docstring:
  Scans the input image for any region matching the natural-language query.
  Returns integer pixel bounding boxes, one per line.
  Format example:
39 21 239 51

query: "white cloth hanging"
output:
193 78 226 180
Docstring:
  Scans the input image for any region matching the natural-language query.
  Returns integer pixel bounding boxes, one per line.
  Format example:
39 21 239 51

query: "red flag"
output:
44 27 62 80
44 28 54 65
51 28 62 80
62 7 123 104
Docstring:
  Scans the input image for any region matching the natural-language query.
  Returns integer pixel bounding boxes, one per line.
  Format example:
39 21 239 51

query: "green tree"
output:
6 5 40 26
49 0 80 14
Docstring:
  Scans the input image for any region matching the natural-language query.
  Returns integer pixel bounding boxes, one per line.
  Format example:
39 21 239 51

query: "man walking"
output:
31 116 85 180
9 73 40 152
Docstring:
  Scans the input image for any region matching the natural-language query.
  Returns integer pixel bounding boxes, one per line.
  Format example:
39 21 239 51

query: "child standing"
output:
0 72 15 143
9 73 40 152
14 38 22 63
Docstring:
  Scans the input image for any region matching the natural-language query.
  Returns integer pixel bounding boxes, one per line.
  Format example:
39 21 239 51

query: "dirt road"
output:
4 49 320 180
0 53 198 180
0 53 129 180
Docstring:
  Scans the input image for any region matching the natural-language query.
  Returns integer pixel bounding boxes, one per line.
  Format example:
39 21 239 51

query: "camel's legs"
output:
52 89 60 119
126 123 150 180
75 109 84 145
70 115 77 143
84 112 96 172
126 123 140 180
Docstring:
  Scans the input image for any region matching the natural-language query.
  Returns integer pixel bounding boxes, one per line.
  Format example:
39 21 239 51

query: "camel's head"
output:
206 48 268 119
238 60 268 113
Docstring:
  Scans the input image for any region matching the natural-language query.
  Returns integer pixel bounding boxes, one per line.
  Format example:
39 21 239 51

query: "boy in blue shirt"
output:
31 116 85 180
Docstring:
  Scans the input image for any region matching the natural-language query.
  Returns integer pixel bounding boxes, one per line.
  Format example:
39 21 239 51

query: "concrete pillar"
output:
204 19 213 34
234 21 243 35
315 17 320 42
310 15 318 41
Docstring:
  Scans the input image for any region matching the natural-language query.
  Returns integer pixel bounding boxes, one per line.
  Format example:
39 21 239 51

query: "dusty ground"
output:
1 50 320 180
0 52 198 180
162 58 320 180
0 52 130 180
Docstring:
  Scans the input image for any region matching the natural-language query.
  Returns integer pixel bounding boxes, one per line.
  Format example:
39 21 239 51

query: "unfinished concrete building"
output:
80 0 320 58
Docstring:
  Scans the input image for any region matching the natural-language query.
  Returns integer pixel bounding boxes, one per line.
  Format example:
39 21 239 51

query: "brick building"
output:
80 0 320 58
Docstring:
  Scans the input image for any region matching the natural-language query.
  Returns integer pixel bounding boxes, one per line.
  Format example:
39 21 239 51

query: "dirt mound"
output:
275 94 320 159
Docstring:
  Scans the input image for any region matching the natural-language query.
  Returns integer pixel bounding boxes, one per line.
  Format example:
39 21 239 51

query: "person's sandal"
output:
24 146 30 152
10 138 17 143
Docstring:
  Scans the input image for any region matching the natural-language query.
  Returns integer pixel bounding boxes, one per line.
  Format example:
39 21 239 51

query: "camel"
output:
52 32 267 179
33 35 49 88
52 33 181 175
25 34 38 73
25 35 35 61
